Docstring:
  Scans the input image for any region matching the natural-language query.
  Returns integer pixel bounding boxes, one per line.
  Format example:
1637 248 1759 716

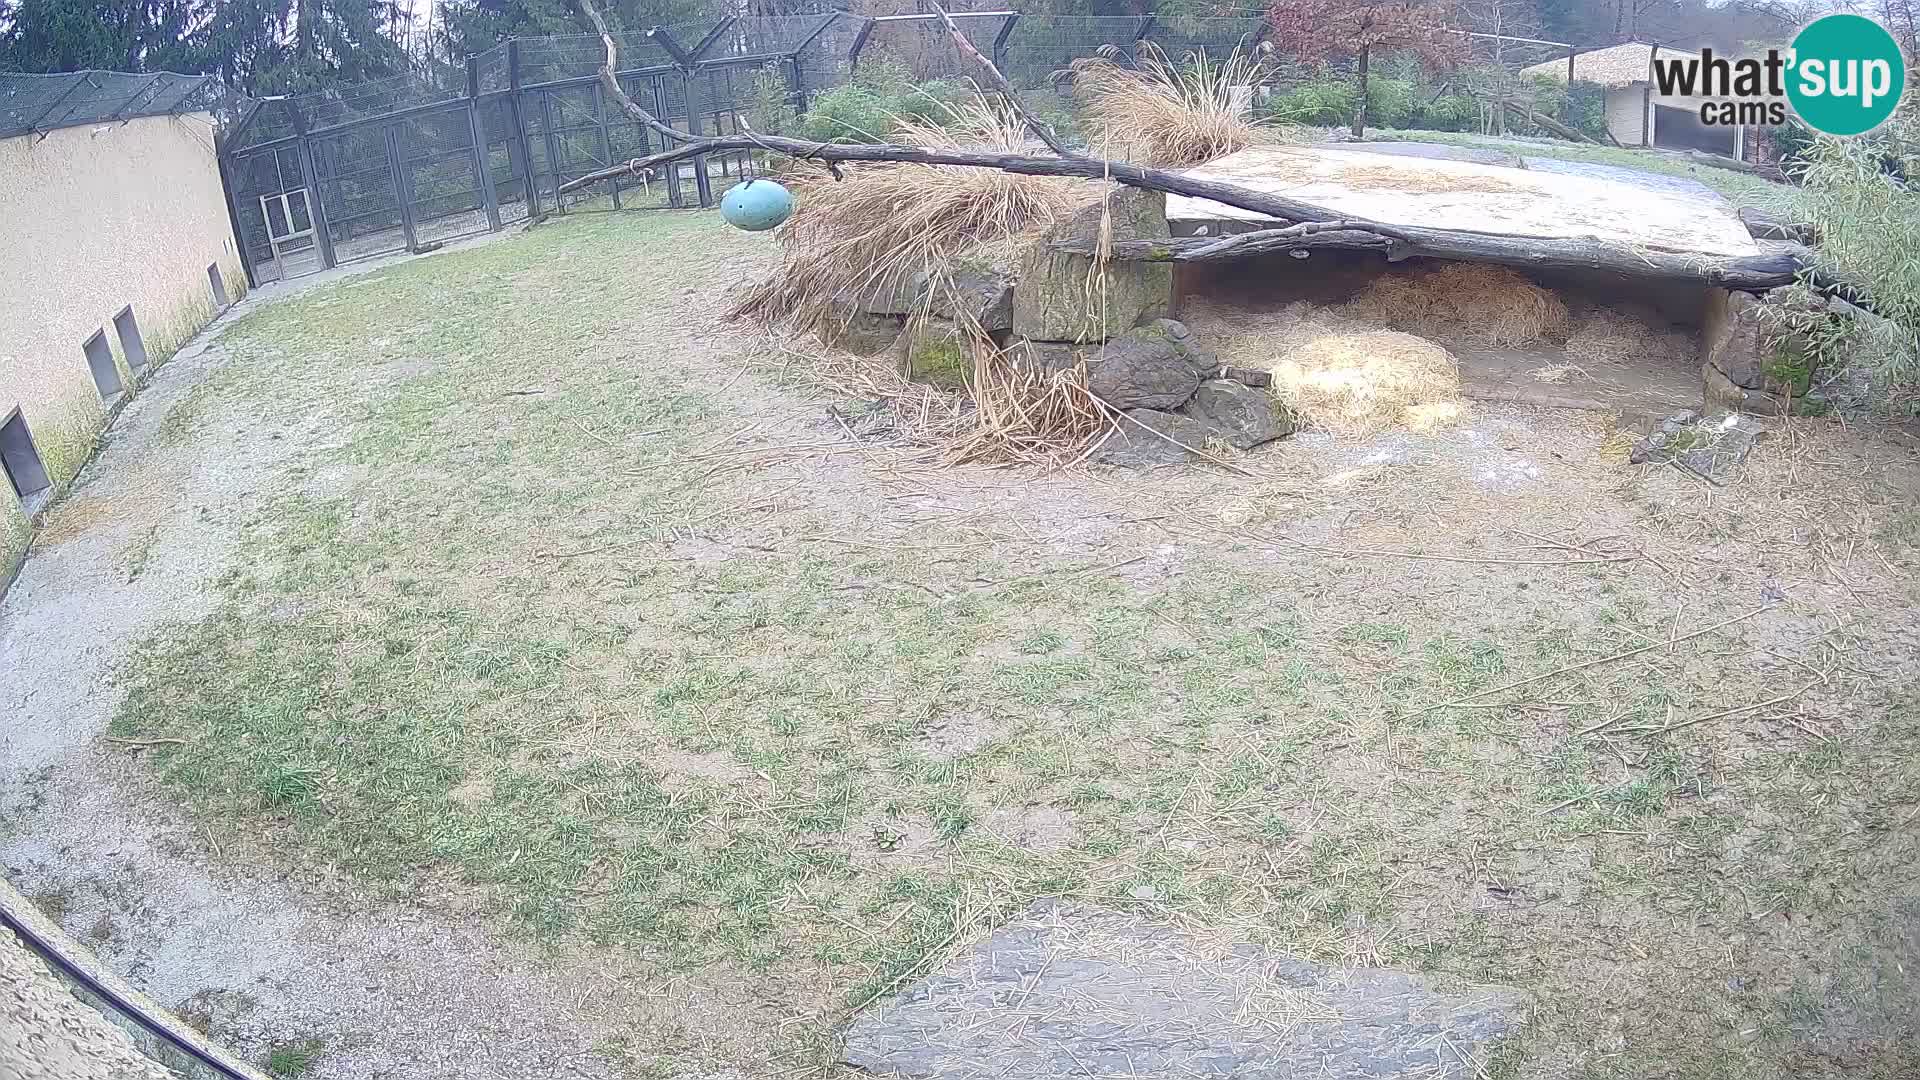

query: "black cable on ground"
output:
0 904 261 1080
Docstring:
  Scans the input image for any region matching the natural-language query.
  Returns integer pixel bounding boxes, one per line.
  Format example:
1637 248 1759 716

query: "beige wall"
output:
1605 84 1650 146
0 111 245 573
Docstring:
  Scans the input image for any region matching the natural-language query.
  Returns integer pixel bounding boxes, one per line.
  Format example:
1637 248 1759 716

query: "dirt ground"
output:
2 209 1918 1080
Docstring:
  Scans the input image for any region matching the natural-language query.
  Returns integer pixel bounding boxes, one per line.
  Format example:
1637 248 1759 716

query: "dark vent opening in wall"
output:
82 330 123 401
0 408 52 507
114 306 149 373
207 263 229 308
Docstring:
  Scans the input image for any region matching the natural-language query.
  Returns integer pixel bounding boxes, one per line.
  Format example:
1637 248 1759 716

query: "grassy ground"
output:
1365 128 1799 207
101 209 1920 1078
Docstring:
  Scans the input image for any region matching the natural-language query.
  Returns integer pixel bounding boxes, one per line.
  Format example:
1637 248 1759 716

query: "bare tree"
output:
1266 0 1467 136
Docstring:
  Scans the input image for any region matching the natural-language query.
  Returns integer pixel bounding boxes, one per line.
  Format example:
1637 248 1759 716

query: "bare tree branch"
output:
578 0 689 147
928 3 1072 156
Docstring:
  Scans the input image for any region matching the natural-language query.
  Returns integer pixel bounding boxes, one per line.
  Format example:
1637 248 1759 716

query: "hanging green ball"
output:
720 179 794 232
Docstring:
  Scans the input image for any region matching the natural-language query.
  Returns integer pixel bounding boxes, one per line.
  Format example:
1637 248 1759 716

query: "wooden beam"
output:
1054 226 1803 290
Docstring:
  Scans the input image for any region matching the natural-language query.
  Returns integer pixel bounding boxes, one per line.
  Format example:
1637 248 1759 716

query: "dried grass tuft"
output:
730 95 1094 332
758 331 1113 470
1340 263 1571 348
1070 42 1286 167
945 346 1113 469
1272 330 1467 437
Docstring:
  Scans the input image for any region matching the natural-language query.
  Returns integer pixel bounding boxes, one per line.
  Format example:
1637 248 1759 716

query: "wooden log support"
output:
1053 224 1805 290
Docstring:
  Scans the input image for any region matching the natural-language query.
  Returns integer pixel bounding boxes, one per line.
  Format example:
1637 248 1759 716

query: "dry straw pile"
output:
1273 331 1466 436
1070 43 1288 167
732 92 1119 469
1184 299 1469 437
730 96 1093 333
1341 263 1572 348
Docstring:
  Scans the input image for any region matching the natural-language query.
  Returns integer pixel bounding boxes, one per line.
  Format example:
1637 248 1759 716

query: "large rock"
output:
1702 288 1822 414
822 311 906 355
898 316 971 388
1093 409 1219 466
928 267 1014 333
1178 378 1294 448
843 900 1526 1078
1014 189 1174 343
1008 338 1083 376
851 272 925 316
1085 320 1207 410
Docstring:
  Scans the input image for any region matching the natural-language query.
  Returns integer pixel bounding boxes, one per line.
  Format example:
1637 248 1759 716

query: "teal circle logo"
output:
1786 14 1907 136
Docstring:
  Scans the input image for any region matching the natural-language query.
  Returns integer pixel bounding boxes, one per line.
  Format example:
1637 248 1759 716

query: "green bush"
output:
1783 113 1920 402
743 64 798 137
1267 74 1482 133
1364 76 1422 130
1267 77 1358 126
796 60 962 144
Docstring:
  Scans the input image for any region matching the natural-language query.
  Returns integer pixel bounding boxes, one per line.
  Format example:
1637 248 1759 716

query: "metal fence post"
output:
288 105 338 269
684 70 713 208
1133 14 1157 58
384 124 421 249
507 40 541 218
538 90 567 213
591 81 622 210
656 79 684 208
466 58 503 231
848 17 877 72
992 12 1019 73
789 57 808 117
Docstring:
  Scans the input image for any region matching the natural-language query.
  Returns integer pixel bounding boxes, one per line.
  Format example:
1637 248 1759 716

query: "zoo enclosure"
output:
217 10 1580 287
217 11 1296 285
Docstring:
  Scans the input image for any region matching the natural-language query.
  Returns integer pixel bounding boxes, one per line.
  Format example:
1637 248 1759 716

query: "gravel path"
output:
2 926 176 1080
0 245 638 1080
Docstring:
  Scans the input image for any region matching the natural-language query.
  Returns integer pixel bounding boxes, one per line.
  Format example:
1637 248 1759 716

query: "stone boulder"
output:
928 267 1014 333
1178 379 1294 449
822 311 906 356
1093 409 1220 466
1084 320 1210 410
1014 189 1174 343
897 316 971 388
1702 287 1822 414
1008 338 1082 376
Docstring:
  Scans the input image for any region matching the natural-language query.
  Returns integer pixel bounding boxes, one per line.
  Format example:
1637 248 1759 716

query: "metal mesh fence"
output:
206 8 1587 290
1000 15 1145 88
0 69 225 140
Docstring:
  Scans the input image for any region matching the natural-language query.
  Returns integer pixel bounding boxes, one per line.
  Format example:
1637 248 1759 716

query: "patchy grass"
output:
103 209 1920 1078
264 1038 326 1078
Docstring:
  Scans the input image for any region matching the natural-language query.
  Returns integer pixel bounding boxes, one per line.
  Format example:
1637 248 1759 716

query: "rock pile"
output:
839 188 1295 466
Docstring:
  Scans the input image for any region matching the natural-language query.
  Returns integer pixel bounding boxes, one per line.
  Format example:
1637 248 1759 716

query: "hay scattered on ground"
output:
1277 331 1466 436
1333 163 1524 195
1564 306 1699 367
1530 362 1588 383
1341 264 1571 348
1184 300 1468 437
729 95 1094 332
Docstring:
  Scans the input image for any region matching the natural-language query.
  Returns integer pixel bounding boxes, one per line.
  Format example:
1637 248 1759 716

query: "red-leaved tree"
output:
1267 0 1466 137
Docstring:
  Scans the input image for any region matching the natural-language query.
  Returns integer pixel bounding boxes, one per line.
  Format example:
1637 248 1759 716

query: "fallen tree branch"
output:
1054 224 1804 288
1497 97 1597 145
